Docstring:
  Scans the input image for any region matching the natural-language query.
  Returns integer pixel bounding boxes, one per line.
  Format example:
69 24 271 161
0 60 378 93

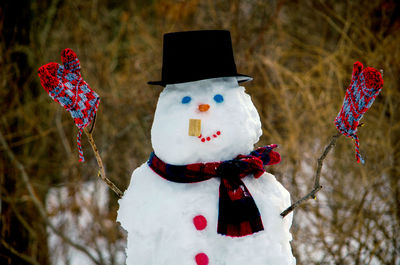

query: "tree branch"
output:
83 127 123 199
281 132 342 217
1 239 41 265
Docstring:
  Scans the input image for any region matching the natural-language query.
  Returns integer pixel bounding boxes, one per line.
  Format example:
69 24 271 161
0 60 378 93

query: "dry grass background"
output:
1 0 399 264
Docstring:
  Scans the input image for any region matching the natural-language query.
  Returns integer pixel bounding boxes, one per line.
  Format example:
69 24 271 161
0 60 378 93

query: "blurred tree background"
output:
1 0 399 264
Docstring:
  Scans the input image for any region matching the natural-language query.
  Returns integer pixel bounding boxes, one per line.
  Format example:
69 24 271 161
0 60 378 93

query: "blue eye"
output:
181 96 191 104
213 94 224 103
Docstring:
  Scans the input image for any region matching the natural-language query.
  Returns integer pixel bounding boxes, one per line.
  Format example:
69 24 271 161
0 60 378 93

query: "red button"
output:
193 215 207 231
195 253 209 265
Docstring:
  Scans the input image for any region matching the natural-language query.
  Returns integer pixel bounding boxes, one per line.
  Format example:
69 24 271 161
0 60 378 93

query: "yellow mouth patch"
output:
188 119 201 137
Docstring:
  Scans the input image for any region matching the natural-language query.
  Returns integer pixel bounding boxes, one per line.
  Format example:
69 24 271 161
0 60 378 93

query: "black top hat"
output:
148 30 252 86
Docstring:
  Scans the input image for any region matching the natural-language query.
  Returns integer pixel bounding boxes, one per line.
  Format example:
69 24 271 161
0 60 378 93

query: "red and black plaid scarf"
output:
147 145 281 237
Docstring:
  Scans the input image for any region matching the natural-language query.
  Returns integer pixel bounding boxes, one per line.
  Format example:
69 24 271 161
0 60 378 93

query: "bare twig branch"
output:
281 132 342 217
89 113 97 134
0 130 101 265
4 196 38 240
0 239 41 265
83 127 123 199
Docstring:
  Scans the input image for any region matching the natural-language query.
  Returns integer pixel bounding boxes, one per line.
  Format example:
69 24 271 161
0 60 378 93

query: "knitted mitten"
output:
335 61 383 163
38 48 100 162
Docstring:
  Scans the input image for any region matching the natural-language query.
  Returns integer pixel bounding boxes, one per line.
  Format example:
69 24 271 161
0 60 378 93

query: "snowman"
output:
118 30 295 265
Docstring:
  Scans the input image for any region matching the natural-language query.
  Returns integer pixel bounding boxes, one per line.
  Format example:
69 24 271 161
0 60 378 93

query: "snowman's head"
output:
151 77 262 165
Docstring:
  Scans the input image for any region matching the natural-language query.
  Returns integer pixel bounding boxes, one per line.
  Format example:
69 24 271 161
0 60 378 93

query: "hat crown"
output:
148 30 251 86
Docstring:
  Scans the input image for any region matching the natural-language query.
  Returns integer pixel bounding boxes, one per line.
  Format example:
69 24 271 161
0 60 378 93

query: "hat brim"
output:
148 74 253 87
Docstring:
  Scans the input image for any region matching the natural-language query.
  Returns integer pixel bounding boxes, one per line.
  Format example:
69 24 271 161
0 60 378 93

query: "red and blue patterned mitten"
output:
335 62 383 163
38 48 100 162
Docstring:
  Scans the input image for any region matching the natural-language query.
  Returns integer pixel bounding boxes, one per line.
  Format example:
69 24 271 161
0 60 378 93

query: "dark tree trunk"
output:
0 1 50 264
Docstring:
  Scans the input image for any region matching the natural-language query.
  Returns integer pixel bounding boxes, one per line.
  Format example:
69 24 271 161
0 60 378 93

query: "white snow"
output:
118 77 295 265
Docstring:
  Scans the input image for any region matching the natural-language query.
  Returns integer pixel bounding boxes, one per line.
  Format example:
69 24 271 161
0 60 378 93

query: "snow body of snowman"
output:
118 30 295 265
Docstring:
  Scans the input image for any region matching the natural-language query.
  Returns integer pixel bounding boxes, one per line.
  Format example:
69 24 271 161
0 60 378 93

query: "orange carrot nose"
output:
198 104 210 112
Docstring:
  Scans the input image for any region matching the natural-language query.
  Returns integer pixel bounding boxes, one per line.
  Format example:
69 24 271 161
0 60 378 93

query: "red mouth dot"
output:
216 131 221 135
213 134 217 138
201 138 206 142
198 134 202 138
206 137 211 141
